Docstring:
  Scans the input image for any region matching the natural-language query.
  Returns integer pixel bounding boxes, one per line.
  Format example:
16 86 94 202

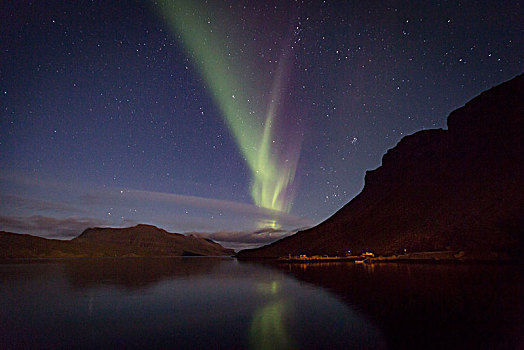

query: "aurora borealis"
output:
155 0 301 227
1 0 522 248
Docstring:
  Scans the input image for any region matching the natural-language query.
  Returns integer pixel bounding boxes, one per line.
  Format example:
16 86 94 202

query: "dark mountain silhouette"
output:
0 224 233 258
239 73 523 259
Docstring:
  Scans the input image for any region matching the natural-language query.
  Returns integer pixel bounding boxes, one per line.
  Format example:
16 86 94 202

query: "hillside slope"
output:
238 74 523 259
72 224 233 256
0 224 233 258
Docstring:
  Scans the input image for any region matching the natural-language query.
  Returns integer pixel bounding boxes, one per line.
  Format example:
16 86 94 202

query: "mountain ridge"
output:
0 224 234 258
238 73 523 259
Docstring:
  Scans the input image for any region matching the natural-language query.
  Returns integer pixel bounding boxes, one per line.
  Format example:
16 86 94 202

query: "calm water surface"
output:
277 261 523 349
0 258 522 349
0 257 384 349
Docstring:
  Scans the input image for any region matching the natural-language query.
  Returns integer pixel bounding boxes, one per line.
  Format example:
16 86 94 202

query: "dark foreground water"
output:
0 258 521 349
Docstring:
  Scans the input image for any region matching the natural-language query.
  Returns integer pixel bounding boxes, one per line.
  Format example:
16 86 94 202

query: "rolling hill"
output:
0 224 233 258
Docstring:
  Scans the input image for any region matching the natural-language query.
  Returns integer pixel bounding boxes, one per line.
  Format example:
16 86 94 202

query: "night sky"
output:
1 1 522 249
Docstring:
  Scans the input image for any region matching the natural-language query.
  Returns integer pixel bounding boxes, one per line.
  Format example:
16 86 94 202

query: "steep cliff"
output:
238 74 523 259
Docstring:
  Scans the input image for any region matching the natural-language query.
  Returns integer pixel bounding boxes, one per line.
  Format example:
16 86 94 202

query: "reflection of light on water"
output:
256 280 279 295
249 300 295 350
298 263 308 271
361 263 376 273
249 281 295 349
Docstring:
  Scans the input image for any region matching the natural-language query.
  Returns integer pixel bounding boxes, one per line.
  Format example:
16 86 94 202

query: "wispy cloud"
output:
0 215 111 239
81 187 313 229
126 189 309 226
191 227 302 251
0 172 315 240
0 194 83 213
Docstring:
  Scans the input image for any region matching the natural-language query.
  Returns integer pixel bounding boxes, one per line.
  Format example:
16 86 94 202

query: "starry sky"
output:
1 0 522 249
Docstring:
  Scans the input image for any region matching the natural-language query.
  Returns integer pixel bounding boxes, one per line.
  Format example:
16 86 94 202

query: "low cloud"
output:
0 195 83 213
191 228 300 251
80 188 313 229
1 173 315 238
0 215 110 239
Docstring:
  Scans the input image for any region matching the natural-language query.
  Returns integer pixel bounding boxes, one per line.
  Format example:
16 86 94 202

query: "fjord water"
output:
0 258 521 349
279 261 523 349
0 258 384 349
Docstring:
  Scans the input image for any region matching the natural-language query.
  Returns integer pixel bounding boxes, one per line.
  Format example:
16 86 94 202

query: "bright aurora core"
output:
155 0 302 228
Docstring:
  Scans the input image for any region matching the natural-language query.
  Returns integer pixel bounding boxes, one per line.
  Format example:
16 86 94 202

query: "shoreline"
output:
239 250 521 264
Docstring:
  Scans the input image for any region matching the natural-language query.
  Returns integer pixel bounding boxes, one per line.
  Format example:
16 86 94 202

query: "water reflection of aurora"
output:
249 281 295 350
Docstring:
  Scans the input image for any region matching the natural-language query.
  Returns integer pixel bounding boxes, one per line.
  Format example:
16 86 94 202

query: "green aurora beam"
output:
155 0 300 227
